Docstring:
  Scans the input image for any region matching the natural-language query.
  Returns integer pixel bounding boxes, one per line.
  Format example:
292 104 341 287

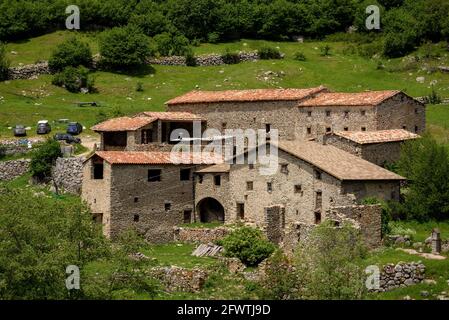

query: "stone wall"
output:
52 157 84 195
173 226 231 243
0 159 30 181
149 266 208 292
148 51 259 66
371 262 425 292
7 62 50 80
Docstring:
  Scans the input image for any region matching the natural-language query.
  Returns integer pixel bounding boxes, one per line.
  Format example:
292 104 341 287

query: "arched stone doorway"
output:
197 197 225 223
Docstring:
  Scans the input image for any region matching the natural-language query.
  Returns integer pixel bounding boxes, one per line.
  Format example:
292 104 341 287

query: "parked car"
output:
36 120 51 134
54 133 81 144
13 125 27 137
67 122 83 135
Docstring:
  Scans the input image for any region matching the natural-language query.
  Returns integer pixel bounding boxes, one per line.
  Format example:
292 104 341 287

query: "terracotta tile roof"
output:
91 117 155 132
195 164 231 173
298 90 401 107
165 87 328 105
136 111 205 121
95 151 223 165
333 129 419 144
276 140 404 181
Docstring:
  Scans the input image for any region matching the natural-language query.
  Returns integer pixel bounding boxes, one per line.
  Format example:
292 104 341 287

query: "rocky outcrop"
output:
0 159 30 181
52 157 84 195
8 62 50 80
173 226 231 243
371 261 426 292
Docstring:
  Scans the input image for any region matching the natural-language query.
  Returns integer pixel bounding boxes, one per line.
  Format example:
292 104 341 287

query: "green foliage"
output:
48 37 92 72
136 81 144 92
30 139 62 180
258 46 282 60
99 25 152 69
152 32 191 56
427 86 442 104
382 8 419 58
207 32 220 44
397 134 449 221
221 49 240 64
320 44 331 56
184 49 197 67
52 66 95 93
0 41 9 81
219 227 275 267
293 51 306 61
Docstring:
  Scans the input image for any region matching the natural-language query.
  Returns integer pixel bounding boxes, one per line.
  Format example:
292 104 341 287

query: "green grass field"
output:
1 31 449 145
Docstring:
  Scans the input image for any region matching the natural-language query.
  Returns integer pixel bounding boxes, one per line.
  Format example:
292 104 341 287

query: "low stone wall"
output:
148 51 259 66
173 226 231 243
149 266 208 292
371 262 426 292
0 138 44 156
52 157 84 195
8 62 51 80
0 159 30 181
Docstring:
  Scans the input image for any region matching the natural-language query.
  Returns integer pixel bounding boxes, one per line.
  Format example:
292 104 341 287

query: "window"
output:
214 175 221 186
141 129 153 144
361 127 366 131
315 211 322 224
164 202 171 211
183 210 192 223
307 111 312 117
344 127 349 131
415 125 418 133
134 214 140 222
326 127 331 133
361 110 366 116
265 123 271 133
307 127 312 135
237 203 245 220
148 169 161 182
403 125 407 130
281 164 288 174
93 163 104 179
294 184 302 193
221 122 227 132
315 191 322 210
134 197 139 203
246 181 253 191
198 174 203 184
314 170 322 180
267 182 273 192
180 168 191 181
326 110 331 117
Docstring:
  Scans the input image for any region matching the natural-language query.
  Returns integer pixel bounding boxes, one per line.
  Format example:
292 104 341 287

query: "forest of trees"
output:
1 0 449 58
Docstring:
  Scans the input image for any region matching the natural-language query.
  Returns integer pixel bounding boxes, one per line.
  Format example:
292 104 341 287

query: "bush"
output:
48 37 92 72
427 86 442 104
52 66 95 93
293 51 306 61
258 46 282 59
152 32 191 56
221 49 240 64
219 227 275 266
30 139 62 180
207 32 220 43
184 49 197 66
0 42 9 81
320 45 331 56
136 81 144 92
99 25 152 69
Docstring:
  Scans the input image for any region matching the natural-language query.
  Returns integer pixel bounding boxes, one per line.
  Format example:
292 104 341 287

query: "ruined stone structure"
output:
81 87 425 247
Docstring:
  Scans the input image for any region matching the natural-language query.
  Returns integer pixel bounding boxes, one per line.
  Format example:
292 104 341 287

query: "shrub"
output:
221 49 240 64
153 32 191 56
136 81 144 92
0 42 9 81
293 51 306 61
52 66 95 93
184 49 197 66
320 45 331 56
99 26 152 69
30 139 62 180
48 37 92 72
427 86 442 104
207 32 220 43
219 227 275 266
258 46 282 59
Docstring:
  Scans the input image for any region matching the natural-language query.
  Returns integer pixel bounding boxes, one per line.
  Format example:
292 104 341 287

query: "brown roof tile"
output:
298 90 401 107
165 87 328 105
136 111 205 121
276 140 404 181
95 151 223 165
333 129 419 144
91 117 155 132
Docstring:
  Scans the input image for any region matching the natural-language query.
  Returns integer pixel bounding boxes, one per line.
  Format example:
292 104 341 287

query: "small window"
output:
414 125 418 133
237 203 245 220
246 181 253 191
307 111 312 117
294 184 302 193
180 168 191 181
361 127 366 131
134 214 140 222
265 123 271 133
326 127 331 133
402 125 407 130
314 170 322 180
314 211 321 224
183 210 192 223
148 169 161 182
164 202 171 211
134 197 139 203
267 182 273 192
249 163 255 170
361 110 366 116
344 127 349 131
214 175 221 186
198 174 203 184
326 110 331 117
307 127 312 135
344 110 349 118
221 122 227 131
281 164 288 174
93 163 104 180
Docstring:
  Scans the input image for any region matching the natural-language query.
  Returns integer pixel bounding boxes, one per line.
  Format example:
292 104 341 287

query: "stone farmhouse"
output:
82 87 425 247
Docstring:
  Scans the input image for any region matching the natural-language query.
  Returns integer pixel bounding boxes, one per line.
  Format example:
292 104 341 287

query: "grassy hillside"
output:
1 31 449 144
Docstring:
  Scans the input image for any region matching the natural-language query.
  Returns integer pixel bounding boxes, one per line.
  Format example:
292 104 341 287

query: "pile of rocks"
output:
8 62 51 80
52 157 84 195
149 266 208 292
192 243 223 257
372 261 426 292
0 159 30 181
